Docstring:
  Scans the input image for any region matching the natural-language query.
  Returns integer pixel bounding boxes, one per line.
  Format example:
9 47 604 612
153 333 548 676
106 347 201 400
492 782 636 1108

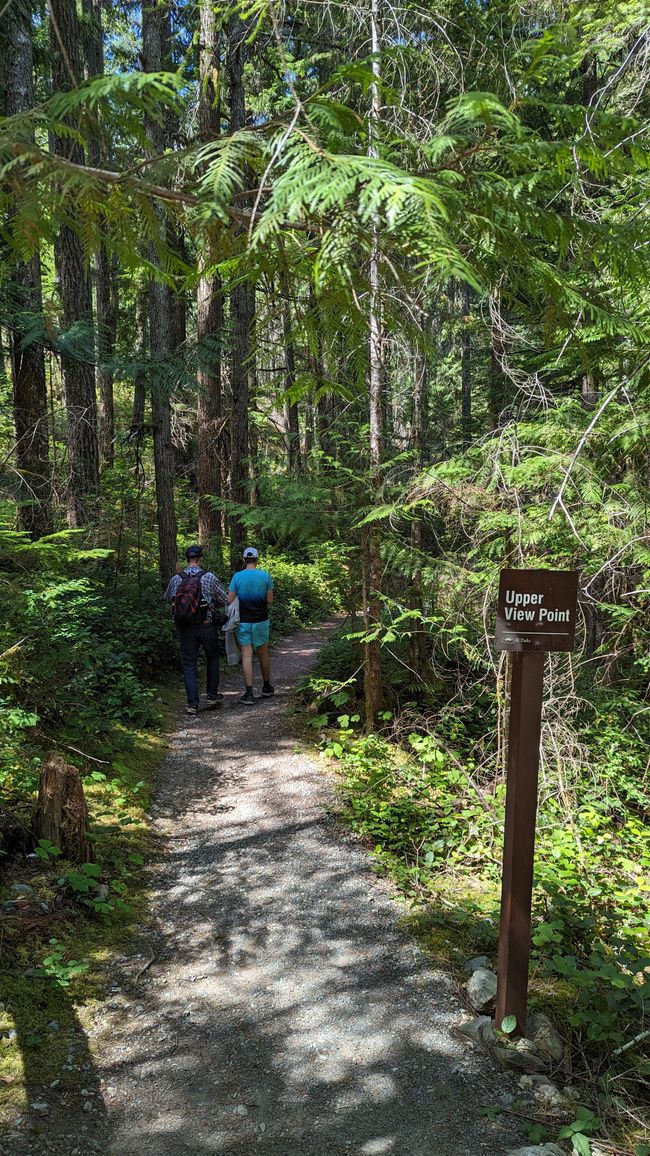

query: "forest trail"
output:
8 622 522 1156
94 620 522 1156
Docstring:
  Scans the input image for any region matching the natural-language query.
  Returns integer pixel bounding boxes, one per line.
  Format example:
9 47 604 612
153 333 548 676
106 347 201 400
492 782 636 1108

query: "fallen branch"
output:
549 384 621 520
613 1028 650 1056
134 956 156 982
36 733 110 764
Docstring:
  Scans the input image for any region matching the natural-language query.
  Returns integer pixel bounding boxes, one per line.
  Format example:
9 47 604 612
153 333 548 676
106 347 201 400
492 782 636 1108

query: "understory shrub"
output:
263 550 344 639
0 530 176 796
302 631 650 1122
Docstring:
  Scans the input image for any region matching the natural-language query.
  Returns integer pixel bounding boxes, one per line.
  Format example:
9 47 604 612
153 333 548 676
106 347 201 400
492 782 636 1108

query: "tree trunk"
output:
316 392 337 462
227 12 253 566
150 349 178 582
131 288 148 434
51 0 99 525
304 395 314 464
308 298 335 465
35 754 90 863
82 0 102 79
5 1 52 537
248 370 260 508
283 390 300 477
83 0 116 468
142 0 178 582
229 280 253 565
409 350 427 676
581 54 598 106
461 282 472 440
281 279 300 476
197 272 224 545
488 294 507 430
197 0 224 549
363 0 383 730
581 372 599 410
96 248 117 466
168 226 187 354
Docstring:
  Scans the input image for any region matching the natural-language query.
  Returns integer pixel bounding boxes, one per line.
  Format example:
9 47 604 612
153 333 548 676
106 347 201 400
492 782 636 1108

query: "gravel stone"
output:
495 1039 548 1074
457 1015 494 1046
526 1012 565 1063
507 1147 565 1156
462 955 492 973
465 967 498 1012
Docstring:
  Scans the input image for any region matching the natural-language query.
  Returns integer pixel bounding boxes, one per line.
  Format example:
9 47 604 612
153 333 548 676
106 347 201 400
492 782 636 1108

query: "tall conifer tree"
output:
51 0 99 525
5 0 52 537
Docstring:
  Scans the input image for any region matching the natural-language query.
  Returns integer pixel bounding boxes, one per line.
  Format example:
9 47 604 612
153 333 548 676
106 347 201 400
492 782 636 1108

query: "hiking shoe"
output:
205 693 224 707
239 690 255 706
261 683 275 697
186 705 198 716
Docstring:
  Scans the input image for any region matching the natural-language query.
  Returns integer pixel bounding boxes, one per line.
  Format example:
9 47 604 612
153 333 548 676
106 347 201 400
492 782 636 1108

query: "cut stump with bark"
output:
35 754 90 863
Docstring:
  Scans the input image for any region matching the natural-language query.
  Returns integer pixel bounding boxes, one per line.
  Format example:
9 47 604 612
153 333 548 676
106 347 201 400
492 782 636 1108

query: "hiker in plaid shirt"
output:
165 545 227 715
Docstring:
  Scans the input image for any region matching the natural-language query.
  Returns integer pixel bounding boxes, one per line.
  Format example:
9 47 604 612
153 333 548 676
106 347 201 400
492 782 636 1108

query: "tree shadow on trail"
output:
0 960 107 1154
21 618 520 1156
98 794 523 1156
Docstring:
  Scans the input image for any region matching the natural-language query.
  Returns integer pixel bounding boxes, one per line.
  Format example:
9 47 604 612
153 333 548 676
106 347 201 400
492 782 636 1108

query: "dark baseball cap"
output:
185 544 204 559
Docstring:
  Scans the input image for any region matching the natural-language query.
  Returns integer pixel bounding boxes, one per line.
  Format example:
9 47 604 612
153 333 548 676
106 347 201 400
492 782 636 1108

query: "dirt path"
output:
4 622 523 1155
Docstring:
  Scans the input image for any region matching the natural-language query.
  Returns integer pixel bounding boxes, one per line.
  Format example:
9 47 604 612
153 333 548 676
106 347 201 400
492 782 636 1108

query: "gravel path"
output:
3 622 523 1155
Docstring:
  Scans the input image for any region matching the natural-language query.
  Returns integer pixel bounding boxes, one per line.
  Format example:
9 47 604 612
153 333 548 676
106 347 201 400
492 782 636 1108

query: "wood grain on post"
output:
494 569 578 1033
495 652 544 1034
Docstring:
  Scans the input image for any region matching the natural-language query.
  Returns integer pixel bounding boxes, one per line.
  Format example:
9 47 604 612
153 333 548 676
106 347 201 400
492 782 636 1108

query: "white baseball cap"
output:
243 547 259 559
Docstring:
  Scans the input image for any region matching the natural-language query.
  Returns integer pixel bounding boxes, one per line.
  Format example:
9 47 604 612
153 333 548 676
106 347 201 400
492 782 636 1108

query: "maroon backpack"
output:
171 569 206 625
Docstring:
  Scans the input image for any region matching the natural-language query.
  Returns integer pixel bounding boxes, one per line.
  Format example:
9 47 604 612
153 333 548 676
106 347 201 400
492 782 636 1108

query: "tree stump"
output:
35 754 90 863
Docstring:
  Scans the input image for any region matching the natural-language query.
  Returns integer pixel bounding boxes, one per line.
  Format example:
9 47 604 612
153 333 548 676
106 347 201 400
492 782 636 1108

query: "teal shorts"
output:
237 619 270 648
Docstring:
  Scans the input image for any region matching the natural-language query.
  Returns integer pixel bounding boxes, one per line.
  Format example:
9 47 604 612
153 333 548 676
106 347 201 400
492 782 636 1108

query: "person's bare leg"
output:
258 643 271 683
241 645 254 687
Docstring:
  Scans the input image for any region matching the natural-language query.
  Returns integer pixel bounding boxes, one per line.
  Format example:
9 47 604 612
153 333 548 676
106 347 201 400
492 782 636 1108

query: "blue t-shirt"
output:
229 567 273 623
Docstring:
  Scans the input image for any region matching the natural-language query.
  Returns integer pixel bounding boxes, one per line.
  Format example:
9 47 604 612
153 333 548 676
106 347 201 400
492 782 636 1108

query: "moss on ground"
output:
0 684 177 1116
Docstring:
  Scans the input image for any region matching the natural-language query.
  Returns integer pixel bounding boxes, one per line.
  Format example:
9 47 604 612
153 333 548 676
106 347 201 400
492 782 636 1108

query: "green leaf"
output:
571 1135 591 1156
501 1015 517 1034
481 1105 502 1122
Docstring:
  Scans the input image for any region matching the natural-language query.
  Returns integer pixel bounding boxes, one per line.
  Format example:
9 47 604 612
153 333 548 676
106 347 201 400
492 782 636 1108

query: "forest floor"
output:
2 621 525 1156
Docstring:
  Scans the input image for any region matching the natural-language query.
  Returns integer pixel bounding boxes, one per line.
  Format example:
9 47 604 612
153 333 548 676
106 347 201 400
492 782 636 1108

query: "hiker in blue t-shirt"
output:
227 547 274 705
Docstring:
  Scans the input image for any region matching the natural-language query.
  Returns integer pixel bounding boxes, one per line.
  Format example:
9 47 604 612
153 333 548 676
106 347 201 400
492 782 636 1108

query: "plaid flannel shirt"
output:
164 568 228 619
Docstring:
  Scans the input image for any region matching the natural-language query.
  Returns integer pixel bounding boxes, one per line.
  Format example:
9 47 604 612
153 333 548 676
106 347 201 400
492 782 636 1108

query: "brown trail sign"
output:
495 569 578 1034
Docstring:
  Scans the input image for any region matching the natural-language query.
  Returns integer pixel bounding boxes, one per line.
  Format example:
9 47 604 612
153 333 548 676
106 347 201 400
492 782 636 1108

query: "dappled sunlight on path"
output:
96 622 520 1155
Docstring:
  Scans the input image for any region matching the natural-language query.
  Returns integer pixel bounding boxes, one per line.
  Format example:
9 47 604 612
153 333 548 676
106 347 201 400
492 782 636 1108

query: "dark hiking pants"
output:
176 622 220 709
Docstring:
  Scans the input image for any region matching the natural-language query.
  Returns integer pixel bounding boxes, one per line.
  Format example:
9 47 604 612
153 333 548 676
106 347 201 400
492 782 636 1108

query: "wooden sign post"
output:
495 569 578 1034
